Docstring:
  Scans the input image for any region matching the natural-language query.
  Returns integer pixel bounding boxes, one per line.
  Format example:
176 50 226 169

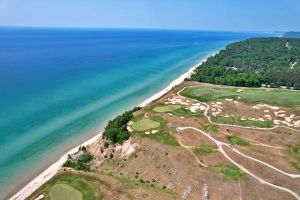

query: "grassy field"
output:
194 146 214 154
28 173 101 200
49 183 82 200
180 86 300 107
220 165 244 180
228 135 250 146
153 105 181 112
136 131 180 146
131 118 161 132
212 116 273 128
206 124 219 132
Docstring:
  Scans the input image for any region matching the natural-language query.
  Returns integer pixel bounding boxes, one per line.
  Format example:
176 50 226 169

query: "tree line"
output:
189 37 300 89
102 107 140 144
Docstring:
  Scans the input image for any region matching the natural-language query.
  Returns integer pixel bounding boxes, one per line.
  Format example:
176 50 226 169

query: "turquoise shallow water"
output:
0 28 273 198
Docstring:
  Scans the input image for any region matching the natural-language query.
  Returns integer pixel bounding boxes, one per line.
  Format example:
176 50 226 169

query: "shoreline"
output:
10 51 217 200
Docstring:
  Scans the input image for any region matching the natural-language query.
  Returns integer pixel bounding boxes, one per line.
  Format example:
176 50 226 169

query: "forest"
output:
102 107 140 144
189 38 300 89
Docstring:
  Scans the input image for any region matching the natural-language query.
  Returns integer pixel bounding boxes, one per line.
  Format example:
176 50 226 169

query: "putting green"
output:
131 118 160 131
153 105 181 113
49 183 82 200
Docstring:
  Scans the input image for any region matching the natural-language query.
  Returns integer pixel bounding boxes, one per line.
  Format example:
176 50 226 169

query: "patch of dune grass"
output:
212 116 235 124
228 135 249 146
220 165 244 180
206 124 219 132
137 131 179 146
194 146 215 154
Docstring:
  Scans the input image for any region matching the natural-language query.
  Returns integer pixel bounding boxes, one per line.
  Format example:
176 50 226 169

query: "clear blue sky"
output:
0 0 299 31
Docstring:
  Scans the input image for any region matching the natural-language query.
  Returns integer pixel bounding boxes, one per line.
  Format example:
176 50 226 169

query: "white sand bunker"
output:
165 95 190 105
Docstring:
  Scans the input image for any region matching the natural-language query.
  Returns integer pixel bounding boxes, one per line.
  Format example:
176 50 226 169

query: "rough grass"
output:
212 116 235 124
137 131 180 146
220 165 244 180
212 116 273 128
228 135 249 146
153 105 181 113
194 146 214 154
49 183 82 200
28 173 101 200
206 124 219 132
131 118 161 132
170 107 203 117
237 119 274 128
181 86 300 107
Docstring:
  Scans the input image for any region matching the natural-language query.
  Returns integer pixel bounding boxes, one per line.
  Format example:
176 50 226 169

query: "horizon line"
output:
0 25 287 33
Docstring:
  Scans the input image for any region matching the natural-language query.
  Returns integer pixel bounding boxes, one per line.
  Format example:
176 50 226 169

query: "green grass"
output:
49 183 82 200
237 119 274 128
131 118 161 132
212 116 235 124
220 165 244 180
212 116 273 128
170 107 203 117
136 131 179 146
153 105 181 112
295 162 300 171
180 86 300 107
228 135 250 146
28 174 101 200
194 146 214 154
288 144 300 157
206 125 219 132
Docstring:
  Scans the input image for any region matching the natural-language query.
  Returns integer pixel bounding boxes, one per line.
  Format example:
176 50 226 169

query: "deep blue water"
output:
0 28 274 198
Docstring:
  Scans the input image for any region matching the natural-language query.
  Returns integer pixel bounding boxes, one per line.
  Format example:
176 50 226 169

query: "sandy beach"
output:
10 51 217 200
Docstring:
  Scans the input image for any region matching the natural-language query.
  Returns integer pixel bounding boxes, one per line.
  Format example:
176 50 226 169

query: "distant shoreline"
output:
10 51 218 200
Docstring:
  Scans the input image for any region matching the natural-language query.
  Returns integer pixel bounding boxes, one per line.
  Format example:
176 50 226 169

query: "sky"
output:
0 0 299 31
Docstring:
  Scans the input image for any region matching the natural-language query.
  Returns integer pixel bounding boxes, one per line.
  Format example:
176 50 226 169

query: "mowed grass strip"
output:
153 105 181 113
181 86 300 107
49 183 82 200
131 118 160 132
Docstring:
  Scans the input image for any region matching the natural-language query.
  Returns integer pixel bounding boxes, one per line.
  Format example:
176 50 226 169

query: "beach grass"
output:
180 85 300 107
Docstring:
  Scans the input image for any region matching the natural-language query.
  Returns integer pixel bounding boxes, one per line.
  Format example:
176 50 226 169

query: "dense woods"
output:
189 38 300 89
103 107 140 144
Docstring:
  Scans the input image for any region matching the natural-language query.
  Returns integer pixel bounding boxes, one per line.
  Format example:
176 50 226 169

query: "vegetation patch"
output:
28 173 101 200
237 119 274 128
103 107 140 144
228 135 249 146
212 116 235 124
288 144 300 157
153 105 181 113
189 38 300 89
49 183 82 200
220 165 244 180
181 86 300 107
170 107 203 117
63 146 94 171
206 124 219 132
194 146 214 154
131 118 161 132
137 131 179 146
